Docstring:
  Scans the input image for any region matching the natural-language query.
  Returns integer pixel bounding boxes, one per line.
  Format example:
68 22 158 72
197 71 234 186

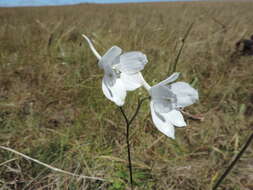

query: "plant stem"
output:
129 97 150 125
118 97 149 190
169 22 194 75
213 132 253 190
119 106 133 190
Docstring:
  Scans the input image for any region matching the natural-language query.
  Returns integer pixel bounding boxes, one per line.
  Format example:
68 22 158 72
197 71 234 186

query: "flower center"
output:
111 65 121 78
109 73 114 78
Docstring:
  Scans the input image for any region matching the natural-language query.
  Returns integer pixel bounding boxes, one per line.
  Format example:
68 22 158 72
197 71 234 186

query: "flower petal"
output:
103 64 117 87
157 72 180 86
152 99 176 113
117 51 148 74
150 85 175 100
150 85 177 113
102 78 126 106
166 110 186 127
150 101 175 139
100 46 122 67
170 82 199 108
120 72 143 91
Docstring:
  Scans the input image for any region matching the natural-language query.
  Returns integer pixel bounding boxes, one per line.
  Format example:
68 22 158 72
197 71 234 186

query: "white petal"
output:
120 72 143 91
152 99 176 113
165 110 186 127
157 72 180 86
103 64 117 86
100 46 122 66
170 82 199 108
102 78 126 106
150 85 177 113
150 85 176 100
117 51 148 74
150 101 175 139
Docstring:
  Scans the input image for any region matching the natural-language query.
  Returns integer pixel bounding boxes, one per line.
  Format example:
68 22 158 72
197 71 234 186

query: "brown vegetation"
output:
0 1 253 189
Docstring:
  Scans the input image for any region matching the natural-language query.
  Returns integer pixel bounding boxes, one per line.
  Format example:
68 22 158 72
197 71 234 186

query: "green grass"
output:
0 1 253 189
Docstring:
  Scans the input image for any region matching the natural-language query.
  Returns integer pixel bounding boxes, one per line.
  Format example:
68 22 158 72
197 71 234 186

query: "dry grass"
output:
0 1 253 190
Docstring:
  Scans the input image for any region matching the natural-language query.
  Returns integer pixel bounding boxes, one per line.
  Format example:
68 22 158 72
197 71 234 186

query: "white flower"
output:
82 34 147 106
142 72 199 139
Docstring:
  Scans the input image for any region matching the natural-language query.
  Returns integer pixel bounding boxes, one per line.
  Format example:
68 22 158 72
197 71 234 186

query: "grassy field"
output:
0 1 253 189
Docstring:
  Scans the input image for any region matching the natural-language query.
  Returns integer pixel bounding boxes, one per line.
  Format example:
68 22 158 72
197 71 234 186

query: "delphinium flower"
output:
82 35 147 106
82 34 198 139
82 35 199 190
140 72 199 139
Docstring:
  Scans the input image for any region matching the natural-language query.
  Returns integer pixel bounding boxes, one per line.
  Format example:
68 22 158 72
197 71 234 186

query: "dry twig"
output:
0 146 105 181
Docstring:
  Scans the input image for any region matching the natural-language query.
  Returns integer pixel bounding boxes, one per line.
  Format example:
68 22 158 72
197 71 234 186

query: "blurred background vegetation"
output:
0 1 253 189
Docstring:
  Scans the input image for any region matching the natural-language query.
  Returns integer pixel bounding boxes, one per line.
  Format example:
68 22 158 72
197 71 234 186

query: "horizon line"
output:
0 0 203 8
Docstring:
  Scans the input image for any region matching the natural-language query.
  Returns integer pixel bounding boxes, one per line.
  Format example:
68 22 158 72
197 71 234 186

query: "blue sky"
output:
0 0 194 7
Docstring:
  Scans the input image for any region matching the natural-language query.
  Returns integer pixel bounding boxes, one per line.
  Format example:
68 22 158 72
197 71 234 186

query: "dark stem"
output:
169 22 194 75
129 97 150 125
118 97 149 190
119 106 133 190
213 132 253 190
